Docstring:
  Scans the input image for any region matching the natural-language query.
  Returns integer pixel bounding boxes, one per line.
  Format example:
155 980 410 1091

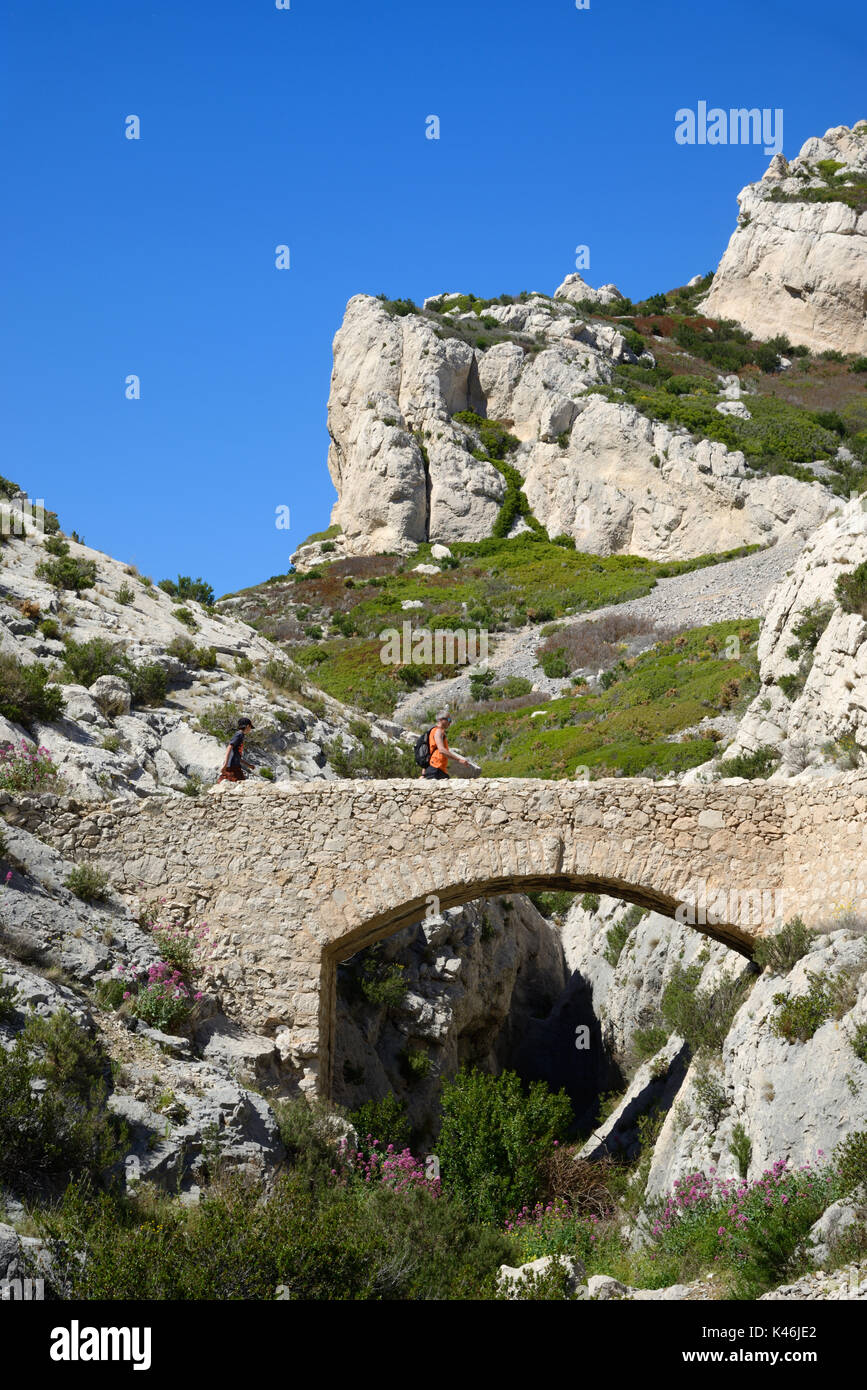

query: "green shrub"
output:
835 561 867 618
834 1130 867 1196
538 647 570 679
526 890 576 919
116 584 134 606
93 976 126 1012
661 963 751 1055
65 864 110 903
348 1093 412 1157
259 766 275 781
340 944 407 1012
771 968 859 1043
621 328 645 357
158 575 215 605
35 556 98 592
437 1067 572 1224
400 1047 432 1083
326 733 416 780
580 892 601 915
716 744 781 780
173 606 197 630
101 732 121 753
263 658 302 691
39 618 61 640
42 535 69 557
729 1122 752 1179
632 1025 670 1061
0 970 18 1022
851 1022 867 1063
61 637 123 686
693 1060 729 1127
603 904 646 967
167 636 217 671
469 668 495 700
752 916 816 975
0 653 65 728
0 1011 124 1190
499 676 533 699
38 1167 510 1301
235 655 253 675
198 700 248 743
125 662 167 707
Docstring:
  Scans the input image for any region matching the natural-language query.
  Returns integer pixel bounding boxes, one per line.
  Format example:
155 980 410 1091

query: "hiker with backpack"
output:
414 711 473 780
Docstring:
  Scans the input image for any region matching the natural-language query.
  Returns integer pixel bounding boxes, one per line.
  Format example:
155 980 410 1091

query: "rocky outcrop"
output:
721 494 867 773
701 122 867 354
323 293 833 561
559 894 867 1210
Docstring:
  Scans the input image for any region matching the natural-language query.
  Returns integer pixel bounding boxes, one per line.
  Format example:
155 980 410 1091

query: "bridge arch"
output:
52 773 867 1098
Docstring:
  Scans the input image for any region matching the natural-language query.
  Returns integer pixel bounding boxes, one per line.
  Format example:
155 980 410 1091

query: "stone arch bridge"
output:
52 776 867 1096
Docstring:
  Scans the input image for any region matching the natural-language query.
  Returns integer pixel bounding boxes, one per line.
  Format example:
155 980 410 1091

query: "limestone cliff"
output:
720 494 867 774
323 292 831 562
701 121 867 354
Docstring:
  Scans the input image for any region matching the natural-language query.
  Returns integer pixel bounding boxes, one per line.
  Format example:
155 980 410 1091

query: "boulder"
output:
90 675 132 718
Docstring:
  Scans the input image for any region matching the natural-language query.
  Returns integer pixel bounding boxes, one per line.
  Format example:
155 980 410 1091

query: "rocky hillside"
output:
702 122 867 355
320 289 835 562
0 488 417 799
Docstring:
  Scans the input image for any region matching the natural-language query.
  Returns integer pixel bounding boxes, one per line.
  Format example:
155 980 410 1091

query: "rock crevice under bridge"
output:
56 776 867 1095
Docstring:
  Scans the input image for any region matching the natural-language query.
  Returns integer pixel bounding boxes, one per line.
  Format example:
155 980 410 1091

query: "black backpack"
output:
414 727 435 768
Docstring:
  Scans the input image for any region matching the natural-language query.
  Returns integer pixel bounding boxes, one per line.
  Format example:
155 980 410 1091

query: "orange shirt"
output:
429 726 448 771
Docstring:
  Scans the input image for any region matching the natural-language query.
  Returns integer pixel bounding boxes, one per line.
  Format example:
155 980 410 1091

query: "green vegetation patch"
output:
453 619 759 779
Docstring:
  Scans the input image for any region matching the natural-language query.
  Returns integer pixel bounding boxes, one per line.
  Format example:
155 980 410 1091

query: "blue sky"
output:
1 0 864 596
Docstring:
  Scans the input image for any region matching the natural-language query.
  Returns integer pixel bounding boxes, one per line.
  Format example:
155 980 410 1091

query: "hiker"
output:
419 711 472 780
217 717 256 783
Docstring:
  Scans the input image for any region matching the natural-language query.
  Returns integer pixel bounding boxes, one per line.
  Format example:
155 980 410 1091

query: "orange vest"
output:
429 726 448 771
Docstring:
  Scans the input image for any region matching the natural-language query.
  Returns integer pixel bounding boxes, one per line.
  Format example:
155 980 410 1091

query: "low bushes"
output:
716 744 781 780
661 962 753 1055
60 639 167 708
35 555 98 592
835 561 867 618
437 1066 572 1225
771 967 859 1043
0 1011 125 1191
0 654 65 728
753 916 816 975
65 864 110 903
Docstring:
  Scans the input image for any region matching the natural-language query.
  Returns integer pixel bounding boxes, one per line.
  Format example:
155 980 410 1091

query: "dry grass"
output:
535 613 677 673
540 1148 617 1216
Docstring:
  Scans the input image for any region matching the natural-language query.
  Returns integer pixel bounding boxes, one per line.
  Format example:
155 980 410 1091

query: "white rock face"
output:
325 293 833 561
724 495 867 769
701 122 867 354
560 895 867 1212
644 931 867 1200
553 273 624 306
